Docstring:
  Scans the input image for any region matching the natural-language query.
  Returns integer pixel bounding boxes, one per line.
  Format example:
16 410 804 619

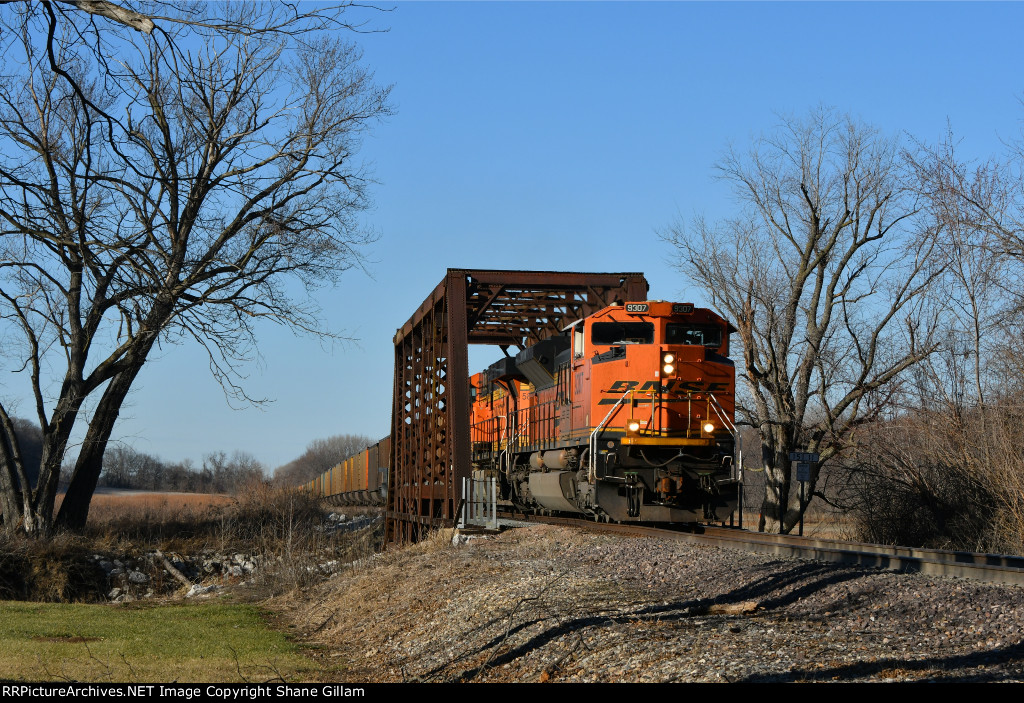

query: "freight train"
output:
302 300 740 524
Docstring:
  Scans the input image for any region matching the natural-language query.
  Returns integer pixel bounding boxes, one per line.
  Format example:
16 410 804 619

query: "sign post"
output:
789 452 819 537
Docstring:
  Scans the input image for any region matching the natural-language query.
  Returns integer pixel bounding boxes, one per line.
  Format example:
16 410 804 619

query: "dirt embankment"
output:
275 524 1024 683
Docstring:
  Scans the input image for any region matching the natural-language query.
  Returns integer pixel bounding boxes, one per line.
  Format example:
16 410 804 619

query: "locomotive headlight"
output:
627 420 641 433
662 351 675 375
703 422 715 434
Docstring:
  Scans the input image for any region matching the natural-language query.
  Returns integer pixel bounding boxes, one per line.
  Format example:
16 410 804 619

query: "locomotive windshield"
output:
591 321 654 345
665 324 722 347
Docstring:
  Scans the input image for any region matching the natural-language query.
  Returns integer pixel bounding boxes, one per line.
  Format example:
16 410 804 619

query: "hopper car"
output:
302 437 390 507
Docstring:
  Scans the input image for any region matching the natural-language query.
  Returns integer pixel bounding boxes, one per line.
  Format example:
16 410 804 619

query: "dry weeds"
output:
1 484 383 602
83 492 234 527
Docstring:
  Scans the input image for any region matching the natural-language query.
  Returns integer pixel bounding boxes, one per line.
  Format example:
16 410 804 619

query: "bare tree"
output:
905 125 1024 551
911 128 1024 381
664 108 941 533
0 2 391 534
202 450 264 493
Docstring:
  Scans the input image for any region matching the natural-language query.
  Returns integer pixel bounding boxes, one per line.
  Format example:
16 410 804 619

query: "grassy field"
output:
0 600 325 682
0 487 380 682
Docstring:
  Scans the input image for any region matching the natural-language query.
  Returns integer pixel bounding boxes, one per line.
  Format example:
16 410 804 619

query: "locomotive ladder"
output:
708 392 743 479
708 391 744 529
588 388 634 483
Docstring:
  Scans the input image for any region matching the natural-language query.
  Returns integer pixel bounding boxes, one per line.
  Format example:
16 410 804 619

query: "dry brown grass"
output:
80 492 233 528
1 484 384 602
0 533 107 602
414 527 458 553
58 490 240 551
220 483 385 599
738 510 855 540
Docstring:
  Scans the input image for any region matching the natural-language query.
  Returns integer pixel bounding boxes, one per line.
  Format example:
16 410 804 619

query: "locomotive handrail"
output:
502 407 526 475
588 388 633 484
707 392 737 435
708 391 743 481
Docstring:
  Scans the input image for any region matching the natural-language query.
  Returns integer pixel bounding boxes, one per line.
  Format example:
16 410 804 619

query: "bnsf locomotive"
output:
304 300 740 524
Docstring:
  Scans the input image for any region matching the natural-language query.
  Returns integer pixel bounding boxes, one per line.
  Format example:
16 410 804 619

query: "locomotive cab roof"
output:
589 301 737 335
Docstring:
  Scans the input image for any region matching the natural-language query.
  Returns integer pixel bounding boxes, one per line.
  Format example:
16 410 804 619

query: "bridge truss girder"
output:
387 269 649 543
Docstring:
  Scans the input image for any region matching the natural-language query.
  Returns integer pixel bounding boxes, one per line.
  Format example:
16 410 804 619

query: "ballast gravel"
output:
281 524 1024 682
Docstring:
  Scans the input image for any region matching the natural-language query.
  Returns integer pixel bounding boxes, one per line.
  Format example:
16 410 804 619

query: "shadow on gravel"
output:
737 639 1024 682
438 561 873 682
701 560 870 612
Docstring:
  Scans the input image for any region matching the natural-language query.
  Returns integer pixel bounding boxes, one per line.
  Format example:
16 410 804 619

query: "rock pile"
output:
89 512 383 602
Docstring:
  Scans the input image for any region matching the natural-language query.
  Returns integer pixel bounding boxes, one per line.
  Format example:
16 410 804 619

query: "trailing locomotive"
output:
305 300 740 523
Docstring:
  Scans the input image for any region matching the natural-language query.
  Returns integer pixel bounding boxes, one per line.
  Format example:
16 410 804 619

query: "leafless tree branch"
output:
0 1 391 534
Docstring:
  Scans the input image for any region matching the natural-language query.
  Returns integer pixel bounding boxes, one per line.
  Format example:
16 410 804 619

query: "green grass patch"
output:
0 600 323 682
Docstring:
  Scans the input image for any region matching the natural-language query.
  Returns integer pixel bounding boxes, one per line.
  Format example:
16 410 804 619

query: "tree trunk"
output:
56 364 145 531
0 480 20 535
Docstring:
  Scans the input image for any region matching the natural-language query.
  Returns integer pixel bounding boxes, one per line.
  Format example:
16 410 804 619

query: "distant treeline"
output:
94 431 378 494
98 446 265 494
2 417 268 494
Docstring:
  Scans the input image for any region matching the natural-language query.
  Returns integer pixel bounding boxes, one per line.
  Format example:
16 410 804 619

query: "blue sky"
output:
74 1 1024 470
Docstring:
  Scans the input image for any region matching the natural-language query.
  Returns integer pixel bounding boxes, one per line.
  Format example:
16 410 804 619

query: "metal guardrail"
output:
459 477 498 530
699 527 1024 586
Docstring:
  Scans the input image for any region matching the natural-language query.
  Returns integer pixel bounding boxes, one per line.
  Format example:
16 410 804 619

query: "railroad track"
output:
494 511 1024 586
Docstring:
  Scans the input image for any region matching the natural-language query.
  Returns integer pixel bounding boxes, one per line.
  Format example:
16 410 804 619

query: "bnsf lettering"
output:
604 380 730 395
638 381 673 393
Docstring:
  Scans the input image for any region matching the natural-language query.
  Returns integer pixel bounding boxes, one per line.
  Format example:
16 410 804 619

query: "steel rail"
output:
498 512 1024 586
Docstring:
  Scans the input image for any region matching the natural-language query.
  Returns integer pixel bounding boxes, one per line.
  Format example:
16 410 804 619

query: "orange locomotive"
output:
471 300 740 522
305 300 740 524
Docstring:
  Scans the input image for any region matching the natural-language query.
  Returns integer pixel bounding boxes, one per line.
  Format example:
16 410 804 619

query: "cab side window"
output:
665 324 722 347
591 322 655 345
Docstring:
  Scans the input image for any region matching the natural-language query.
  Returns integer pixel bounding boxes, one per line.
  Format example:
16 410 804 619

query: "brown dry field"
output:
57 491 234 529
